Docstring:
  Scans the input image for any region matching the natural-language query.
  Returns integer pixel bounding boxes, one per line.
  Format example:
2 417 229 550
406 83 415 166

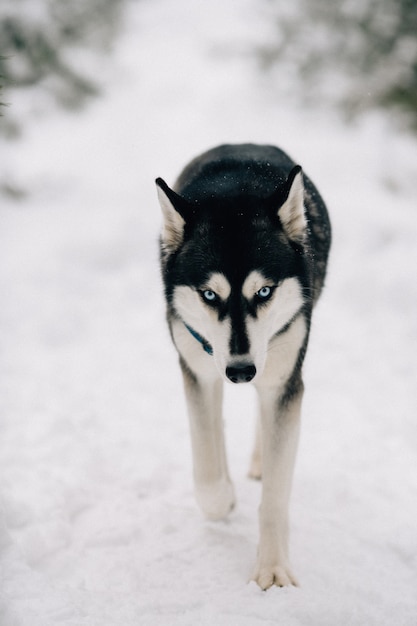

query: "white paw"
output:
195 479 235 521
252 563 298 590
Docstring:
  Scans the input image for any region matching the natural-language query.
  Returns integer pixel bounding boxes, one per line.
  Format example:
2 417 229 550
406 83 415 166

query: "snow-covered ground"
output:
1 1 417 624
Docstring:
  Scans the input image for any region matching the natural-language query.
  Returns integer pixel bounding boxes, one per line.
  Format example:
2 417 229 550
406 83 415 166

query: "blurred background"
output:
2 0 417 142
1 1 416 625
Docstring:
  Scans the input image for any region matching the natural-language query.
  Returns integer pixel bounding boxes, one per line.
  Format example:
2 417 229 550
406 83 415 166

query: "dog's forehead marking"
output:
242 271 270 300
205 273 231 300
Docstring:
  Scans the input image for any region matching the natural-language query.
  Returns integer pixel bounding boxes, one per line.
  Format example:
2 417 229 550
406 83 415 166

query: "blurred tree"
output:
257 0 417 129
0 0 126 137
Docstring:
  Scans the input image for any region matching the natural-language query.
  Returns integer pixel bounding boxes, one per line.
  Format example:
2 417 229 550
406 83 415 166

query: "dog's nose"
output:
226 363 256 384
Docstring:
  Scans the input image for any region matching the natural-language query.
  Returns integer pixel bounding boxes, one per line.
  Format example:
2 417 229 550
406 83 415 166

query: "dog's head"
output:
156 166 309 384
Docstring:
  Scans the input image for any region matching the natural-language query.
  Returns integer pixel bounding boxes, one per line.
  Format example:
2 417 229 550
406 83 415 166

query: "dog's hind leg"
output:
251 381 302 589
181 361 235 521
248 414 262 480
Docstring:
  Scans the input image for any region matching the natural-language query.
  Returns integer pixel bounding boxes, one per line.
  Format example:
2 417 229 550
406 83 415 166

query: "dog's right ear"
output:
156 178 191 252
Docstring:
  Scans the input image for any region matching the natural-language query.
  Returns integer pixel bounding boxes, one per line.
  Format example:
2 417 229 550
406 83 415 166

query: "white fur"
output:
205 272 231 301
181 361 235 520
249 316 306 587
279 170 307 243
172 284 231 380
244 274 304 380
242 270 273 300
157 184 185 252
251 381 302 589
173 271 307 589
173 273 304 383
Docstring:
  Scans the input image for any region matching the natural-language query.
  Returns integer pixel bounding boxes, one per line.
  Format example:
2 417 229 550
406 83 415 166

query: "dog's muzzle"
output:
226 362 256 384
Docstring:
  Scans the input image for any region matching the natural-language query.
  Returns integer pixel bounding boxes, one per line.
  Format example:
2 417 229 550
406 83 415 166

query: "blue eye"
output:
202 290 217 303
257 286 272 300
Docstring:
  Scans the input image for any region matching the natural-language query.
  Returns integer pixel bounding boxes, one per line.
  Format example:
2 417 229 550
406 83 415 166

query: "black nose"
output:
226 363 256 384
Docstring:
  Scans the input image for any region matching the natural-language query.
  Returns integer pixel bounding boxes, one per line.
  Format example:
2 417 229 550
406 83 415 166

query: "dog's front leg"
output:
252 382 302 590
181 361 235 521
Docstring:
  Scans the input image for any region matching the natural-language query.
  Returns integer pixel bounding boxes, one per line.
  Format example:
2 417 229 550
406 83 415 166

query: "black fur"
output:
159 144 331 353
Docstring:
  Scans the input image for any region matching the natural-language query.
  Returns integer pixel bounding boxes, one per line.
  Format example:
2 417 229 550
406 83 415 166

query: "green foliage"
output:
0 0 126 135
257 0 417 129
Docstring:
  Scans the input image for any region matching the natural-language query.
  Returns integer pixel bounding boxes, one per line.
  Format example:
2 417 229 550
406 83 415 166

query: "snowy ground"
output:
1 1 417 624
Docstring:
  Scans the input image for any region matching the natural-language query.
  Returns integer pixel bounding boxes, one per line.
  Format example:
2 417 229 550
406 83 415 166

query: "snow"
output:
1 0 417 624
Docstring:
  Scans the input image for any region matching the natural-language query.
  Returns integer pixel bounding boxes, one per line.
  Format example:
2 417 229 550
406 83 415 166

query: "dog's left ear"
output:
270 166 307 243
156 178 191 252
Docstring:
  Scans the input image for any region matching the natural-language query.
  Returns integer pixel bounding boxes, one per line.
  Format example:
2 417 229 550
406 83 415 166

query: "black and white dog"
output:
156 144 331 589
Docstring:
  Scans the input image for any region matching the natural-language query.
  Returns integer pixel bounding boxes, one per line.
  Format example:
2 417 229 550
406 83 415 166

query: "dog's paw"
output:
251 564 298 590
195 479 235 521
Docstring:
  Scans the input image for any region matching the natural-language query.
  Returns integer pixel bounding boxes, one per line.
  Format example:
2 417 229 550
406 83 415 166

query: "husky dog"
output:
156 144 331 590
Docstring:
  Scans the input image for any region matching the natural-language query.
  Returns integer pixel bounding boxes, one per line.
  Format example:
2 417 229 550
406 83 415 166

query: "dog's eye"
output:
256 286 272 300
202 289 218 303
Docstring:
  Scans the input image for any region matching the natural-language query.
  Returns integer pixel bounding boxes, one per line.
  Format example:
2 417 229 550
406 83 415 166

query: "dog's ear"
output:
270 166 307 243
156 178 191 252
